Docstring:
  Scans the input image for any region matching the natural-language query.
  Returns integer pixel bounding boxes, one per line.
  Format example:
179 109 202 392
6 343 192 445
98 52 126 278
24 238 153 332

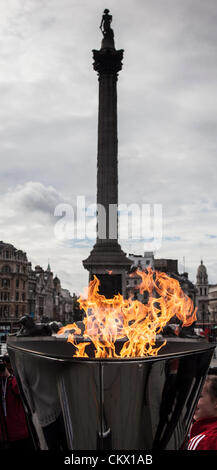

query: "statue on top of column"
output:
100 9 114 39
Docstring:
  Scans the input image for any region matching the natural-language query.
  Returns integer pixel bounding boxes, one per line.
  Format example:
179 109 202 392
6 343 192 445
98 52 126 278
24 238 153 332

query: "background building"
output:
0 241 76 337
0 241 28 336
126 252 197 308
27 262 74 324
208 285 217 325
128 252 154 271
195 260 209 325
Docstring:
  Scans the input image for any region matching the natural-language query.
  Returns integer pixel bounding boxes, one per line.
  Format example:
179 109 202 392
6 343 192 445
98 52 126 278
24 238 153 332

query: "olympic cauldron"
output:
7 270 215 450
7 334 214 450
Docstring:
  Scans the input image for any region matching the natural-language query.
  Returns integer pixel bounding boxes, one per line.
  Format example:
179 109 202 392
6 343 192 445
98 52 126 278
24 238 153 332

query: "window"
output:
2 305 10 317
0 292 8 301
16 292 19 301
2 265 11 273
16 279 19 288
2 279 10 288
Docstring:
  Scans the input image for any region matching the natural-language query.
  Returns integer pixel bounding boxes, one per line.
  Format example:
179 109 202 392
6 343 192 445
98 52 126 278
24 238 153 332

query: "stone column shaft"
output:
97 73 118 241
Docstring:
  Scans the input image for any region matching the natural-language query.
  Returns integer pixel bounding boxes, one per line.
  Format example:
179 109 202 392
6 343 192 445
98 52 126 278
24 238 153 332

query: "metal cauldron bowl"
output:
7 336 215 450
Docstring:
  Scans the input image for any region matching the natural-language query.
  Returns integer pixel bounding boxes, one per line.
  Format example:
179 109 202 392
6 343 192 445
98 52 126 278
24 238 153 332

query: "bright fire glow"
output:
58 268 197 358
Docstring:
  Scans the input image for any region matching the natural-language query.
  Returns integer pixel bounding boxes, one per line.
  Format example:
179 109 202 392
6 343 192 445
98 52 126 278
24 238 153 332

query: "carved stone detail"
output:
93 48 124 76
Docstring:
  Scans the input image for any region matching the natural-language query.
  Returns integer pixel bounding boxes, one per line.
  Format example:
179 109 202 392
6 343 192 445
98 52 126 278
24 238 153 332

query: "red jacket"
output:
187 417 217 450
0 375 29 442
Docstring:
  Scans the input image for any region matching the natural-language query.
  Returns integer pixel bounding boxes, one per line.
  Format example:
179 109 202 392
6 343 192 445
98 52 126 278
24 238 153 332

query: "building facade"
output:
0 241 75 336
208 284 217 325
0 241 28 335
126 252 154 302
195 260 209 324
126 252 197 308
28 263 74 324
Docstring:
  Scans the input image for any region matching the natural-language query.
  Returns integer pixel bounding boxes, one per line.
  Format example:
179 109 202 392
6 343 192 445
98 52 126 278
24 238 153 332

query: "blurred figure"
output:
0 360 33 449
3 354 13 375
187 375 217 450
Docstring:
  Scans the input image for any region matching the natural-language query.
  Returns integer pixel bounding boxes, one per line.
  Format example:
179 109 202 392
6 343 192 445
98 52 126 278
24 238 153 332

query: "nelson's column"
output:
83 10 132 297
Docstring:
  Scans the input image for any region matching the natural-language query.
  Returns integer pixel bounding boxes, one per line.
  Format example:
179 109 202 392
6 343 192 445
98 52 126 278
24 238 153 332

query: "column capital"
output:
92 48 124 76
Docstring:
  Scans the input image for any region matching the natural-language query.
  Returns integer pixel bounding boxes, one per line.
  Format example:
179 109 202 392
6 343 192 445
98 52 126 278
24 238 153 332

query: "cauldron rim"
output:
7 335 215 364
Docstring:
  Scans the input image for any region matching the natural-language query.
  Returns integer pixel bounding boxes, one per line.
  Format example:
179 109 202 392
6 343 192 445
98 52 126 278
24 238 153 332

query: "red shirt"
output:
0 375 29 442
187 416 217 450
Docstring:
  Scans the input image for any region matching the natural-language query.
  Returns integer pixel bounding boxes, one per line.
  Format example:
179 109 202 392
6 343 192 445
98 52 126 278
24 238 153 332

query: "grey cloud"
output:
4 181 66 216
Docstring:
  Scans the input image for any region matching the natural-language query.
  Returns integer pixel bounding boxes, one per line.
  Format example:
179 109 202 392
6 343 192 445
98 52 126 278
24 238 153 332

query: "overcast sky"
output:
0 0 217 294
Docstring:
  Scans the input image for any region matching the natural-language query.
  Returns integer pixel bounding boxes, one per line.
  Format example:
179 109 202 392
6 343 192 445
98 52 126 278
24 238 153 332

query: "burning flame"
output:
58 268 197 358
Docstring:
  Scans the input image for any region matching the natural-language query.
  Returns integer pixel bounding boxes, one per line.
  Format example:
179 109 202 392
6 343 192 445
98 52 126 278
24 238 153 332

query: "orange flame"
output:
58 268 197 358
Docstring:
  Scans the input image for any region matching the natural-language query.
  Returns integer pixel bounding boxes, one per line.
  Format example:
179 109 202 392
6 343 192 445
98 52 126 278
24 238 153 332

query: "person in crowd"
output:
187 375 217 450
0 360 33 449
3 354 13 375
